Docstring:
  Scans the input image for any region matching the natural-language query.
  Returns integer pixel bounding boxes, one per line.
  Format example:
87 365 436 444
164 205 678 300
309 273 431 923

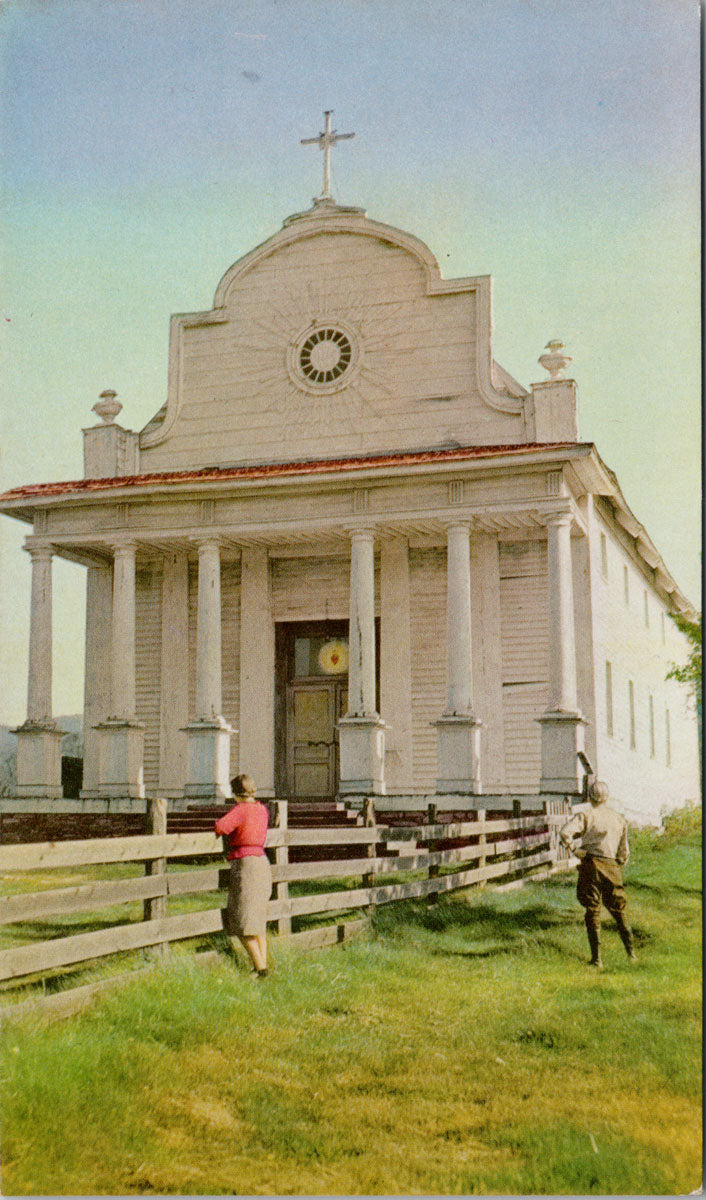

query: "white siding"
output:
499 540 550 792
135 562 163 792
409 549 446 791
589 499 700 823
271 555 351 621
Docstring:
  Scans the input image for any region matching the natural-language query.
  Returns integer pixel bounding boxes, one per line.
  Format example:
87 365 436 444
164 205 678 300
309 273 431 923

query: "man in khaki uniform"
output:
560 780 637 967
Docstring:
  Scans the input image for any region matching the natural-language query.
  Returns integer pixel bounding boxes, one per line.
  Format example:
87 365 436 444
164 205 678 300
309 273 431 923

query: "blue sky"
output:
0 0 700 724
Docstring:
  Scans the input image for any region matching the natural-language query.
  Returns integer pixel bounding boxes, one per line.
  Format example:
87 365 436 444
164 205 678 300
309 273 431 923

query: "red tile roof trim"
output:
0 442 581 502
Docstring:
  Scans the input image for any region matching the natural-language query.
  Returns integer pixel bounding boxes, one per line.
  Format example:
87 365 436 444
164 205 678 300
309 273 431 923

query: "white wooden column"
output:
380 536 413 792
537 508 585 792
26 544 54 721
239 547 275 795
445 521 474 714
194 539 223 719
338 524 386 797
158 553 189 796
183 538 233 802
91 541 144 799
435 521 482 795
110 542 138 719
13 543 63 798
81 562 112 793
347 527 377 717
546 510 578 712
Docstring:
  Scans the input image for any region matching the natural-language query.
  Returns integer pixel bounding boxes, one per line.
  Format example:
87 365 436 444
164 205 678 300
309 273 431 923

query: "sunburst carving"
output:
227 278 414 441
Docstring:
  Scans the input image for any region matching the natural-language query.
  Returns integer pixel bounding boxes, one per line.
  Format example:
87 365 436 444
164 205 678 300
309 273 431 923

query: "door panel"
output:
287 682 338 798
293 689 331 742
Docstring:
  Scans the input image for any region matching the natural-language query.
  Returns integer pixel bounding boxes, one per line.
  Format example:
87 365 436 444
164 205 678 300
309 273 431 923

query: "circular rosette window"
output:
288 322 361 394
318 640 349 675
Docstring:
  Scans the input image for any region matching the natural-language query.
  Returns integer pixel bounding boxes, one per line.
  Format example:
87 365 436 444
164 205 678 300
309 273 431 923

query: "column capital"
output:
23 540 54 561
344 522 377 542
109 539 139 557
190 535 223 552
542 505 574 529
442 517 474 535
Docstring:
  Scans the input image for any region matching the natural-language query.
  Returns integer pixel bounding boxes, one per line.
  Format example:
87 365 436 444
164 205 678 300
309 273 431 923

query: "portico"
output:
5 451 599 806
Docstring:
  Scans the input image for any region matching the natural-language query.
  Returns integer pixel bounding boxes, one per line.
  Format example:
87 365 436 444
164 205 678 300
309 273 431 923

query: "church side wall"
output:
588 500 700 824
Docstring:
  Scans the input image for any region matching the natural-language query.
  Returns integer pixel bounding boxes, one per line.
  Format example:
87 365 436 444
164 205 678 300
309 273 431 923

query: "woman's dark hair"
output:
231 773 256 797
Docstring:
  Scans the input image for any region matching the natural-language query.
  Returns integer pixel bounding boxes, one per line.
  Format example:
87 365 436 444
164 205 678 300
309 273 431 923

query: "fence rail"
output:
0 798 571 988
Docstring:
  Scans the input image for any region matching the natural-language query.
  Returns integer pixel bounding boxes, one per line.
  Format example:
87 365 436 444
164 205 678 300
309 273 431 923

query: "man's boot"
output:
615 915 637 961
585 917 602 967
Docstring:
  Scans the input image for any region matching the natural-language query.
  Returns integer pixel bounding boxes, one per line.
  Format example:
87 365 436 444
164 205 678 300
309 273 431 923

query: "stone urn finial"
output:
538 340 572 381
92 389 123 424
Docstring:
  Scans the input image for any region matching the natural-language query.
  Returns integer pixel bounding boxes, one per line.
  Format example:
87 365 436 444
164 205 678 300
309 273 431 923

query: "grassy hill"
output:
0 807 701 1196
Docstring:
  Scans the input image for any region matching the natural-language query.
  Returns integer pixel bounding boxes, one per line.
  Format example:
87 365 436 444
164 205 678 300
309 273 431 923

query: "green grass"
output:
0 811 701 1195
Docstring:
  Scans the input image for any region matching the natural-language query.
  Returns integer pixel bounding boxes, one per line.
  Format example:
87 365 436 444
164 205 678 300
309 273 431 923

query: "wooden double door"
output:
276 620 350 801
285 679 347 799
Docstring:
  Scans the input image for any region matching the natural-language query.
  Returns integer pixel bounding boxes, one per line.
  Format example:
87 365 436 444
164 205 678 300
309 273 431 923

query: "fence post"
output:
144 798 167 956
274 800 291 936
427 801 439 904
476 807 487 889
363 797 377 917
543 798 555 863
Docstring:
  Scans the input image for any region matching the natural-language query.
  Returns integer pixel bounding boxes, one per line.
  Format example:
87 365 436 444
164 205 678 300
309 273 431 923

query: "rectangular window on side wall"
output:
649 694 655 758
605 661 613 736
600 532 608 578
665 708 671 767
623 565 630 605
644 590 649 627
628 680 636 749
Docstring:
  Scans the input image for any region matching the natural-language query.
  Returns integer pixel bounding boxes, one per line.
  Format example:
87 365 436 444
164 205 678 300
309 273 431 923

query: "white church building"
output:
1 119 700 826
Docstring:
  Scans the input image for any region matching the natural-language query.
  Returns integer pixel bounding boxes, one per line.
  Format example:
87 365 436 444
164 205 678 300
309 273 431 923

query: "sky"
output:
0 0 701 726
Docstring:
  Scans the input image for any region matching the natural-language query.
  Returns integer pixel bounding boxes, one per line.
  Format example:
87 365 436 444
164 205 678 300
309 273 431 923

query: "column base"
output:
434 713 483 794
182 717 234 804
12 721 64 799
536 710 586 793
93 719 145 799
337 715 387 796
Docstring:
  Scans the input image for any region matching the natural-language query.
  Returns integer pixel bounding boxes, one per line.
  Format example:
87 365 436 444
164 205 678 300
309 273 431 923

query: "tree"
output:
667 612 702 700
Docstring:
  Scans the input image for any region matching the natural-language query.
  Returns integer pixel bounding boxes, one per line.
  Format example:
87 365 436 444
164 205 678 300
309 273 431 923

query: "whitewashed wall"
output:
588 500 700 824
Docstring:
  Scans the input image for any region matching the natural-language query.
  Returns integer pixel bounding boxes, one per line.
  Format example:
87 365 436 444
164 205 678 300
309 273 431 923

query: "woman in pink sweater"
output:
214 774 272 978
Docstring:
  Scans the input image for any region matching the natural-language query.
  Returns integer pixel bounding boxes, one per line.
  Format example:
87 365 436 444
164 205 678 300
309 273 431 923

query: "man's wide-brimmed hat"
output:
231 773 257 797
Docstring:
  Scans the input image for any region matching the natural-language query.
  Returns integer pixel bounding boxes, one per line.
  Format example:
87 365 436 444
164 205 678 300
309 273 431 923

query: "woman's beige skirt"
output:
226 855 273 937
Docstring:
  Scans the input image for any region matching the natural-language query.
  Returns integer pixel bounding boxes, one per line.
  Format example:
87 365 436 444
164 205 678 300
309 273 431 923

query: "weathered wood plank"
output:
280 849 554 918
0 876 169 925
275 918 368 951
278 827 380 847
0 908 224 981
0 833 224 872
268 836 545 884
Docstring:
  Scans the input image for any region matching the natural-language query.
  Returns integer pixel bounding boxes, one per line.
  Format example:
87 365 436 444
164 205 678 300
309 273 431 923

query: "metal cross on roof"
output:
301 110 354 201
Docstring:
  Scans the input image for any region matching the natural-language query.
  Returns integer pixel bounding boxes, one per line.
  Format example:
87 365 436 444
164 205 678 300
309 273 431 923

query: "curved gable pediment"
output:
139 204 528 472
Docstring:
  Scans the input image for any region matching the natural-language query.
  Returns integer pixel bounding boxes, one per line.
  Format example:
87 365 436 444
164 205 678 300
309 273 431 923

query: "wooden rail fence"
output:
0 799 571 991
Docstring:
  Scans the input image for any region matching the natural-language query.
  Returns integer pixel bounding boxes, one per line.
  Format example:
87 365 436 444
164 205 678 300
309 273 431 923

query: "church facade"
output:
1 190 699 825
